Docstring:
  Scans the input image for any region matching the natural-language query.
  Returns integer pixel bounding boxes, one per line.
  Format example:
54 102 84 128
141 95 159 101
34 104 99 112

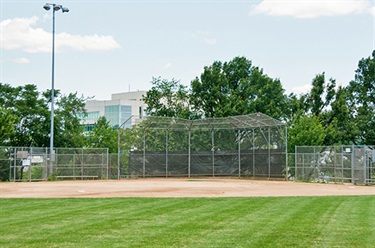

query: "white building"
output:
82 91 147 131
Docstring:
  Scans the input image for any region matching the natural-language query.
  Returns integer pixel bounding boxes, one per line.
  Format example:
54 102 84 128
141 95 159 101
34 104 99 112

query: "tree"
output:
286 73 354 146
0 83 88 148
288 113 326 153
143 77 192 119
324 86 352 145
347 50 375 145
0 83 50 147
0 107 16 146
299 73 337 117
87 117 118 153
190 57 288 119
53 92 87 148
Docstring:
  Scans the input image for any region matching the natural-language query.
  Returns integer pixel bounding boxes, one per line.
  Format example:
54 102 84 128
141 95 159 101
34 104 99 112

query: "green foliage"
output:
0 83 50 146
0 107 16 146
2 51 375 154
143 77 192 119
305 73 336 117
347 50 375 145
288 113 326 153
0 83 88 148
54 93 87 148
324 86 353 145
86 116 118 153
190 57 288 120
286 69 363 147
0 149 11 181
1 196 374 247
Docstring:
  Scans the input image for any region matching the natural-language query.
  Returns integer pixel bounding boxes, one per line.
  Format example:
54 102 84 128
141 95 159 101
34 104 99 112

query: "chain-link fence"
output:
294 146 375 185
124 113 288 179
0 147 109 181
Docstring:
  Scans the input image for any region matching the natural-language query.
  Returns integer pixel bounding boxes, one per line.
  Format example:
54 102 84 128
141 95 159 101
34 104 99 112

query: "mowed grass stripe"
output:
0 196 374 248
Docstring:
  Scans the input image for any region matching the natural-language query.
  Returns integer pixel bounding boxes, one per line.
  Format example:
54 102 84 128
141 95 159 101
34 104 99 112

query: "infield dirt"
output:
1 179 374 198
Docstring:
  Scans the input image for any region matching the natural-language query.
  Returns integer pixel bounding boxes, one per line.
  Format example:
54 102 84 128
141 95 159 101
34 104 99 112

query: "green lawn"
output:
0 196 374 247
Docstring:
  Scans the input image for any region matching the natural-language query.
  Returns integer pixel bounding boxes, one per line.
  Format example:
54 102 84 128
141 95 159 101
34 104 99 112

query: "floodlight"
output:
43 4 51 11
53 5 61 11
62 7 69 13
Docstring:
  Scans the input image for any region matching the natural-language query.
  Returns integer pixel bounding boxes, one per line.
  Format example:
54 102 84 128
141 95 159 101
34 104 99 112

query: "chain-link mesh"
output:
125 113 287 178
1 147 108 181
295 145 375 185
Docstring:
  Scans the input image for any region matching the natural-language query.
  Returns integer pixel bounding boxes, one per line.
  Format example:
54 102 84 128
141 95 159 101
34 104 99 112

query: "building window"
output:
120 105 132 129
84 124 95 132
79 111 100 121
104 105 120 128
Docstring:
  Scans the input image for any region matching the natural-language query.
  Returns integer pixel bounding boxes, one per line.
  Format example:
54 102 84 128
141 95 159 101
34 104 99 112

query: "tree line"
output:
1 51 374 154
144 52 375 151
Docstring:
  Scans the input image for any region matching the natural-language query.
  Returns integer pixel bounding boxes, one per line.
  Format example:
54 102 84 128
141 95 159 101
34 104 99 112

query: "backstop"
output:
125 113 287 179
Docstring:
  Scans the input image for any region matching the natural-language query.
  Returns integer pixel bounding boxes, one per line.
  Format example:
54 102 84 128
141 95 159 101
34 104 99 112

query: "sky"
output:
1 0 374 100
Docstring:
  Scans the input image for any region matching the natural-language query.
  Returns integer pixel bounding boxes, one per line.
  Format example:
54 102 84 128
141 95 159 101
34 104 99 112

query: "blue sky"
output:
1 0 374 100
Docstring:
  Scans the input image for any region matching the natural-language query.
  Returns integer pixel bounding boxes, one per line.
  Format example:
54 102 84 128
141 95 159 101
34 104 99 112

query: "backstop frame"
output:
126 113 288 179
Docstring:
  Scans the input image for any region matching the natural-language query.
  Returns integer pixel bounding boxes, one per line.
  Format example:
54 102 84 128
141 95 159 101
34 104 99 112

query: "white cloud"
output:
163 63 172 69
57 33 121 51
0 16 120 53
13 57 31 64
190 31 217 45
203 38 217 45
251 0 374 18
292 84 312 94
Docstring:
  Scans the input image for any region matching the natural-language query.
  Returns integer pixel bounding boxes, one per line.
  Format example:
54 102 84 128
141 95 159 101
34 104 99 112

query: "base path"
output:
1 179 374 198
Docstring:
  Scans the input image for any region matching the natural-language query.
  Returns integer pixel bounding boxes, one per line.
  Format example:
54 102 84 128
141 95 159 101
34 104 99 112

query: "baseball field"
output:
1 179 374 247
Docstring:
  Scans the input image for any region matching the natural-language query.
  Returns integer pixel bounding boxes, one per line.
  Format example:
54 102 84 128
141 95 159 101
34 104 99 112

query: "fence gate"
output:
8 147 49 182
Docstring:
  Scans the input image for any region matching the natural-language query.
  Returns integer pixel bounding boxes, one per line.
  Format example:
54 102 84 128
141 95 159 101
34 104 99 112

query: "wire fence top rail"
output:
139 112 285 130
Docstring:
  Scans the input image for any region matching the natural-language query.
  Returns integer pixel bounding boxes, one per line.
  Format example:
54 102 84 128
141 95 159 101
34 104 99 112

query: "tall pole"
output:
49 7 56 176
44 3 69 177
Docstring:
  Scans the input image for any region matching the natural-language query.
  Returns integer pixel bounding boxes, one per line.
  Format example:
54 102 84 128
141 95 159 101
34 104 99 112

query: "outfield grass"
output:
0 196 374 247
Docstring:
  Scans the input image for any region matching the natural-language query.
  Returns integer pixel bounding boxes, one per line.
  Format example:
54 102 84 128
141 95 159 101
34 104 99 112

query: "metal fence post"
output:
166 130 168 178
238 130 241 178
106 148 109 179
252 129 255 178
212 128 214 177
188 129 191 178
268 127 271 178
285 126 288 181
143 129 146 178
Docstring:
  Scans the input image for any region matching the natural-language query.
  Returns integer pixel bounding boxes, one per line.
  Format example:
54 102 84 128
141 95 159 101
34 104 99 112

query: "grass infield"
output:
0 196 374 247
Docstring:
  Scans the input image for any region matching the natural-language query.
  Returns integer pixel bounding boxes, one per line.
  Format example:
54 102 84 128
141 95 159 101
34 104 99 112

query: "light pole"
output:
43 3 69 176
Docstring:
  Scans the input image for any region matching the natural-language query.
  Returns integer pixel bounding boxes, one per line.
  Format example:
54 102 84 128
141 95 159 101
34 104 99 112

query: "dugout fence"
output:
0 147 108 182
295 145 375 185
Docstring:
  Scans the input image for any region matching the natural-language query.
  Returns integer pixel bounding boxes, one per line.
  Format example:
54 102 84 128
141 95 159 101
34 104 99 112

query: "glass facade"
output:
104 105 119 127
86 111 100 121
120 106 132 129
104 105 132 129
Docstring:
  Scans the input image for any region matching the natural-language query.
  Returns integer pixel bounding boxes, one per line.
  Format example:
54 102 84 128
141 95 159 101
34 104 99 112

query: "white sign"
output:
31 156 44 163
22 159 31 166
